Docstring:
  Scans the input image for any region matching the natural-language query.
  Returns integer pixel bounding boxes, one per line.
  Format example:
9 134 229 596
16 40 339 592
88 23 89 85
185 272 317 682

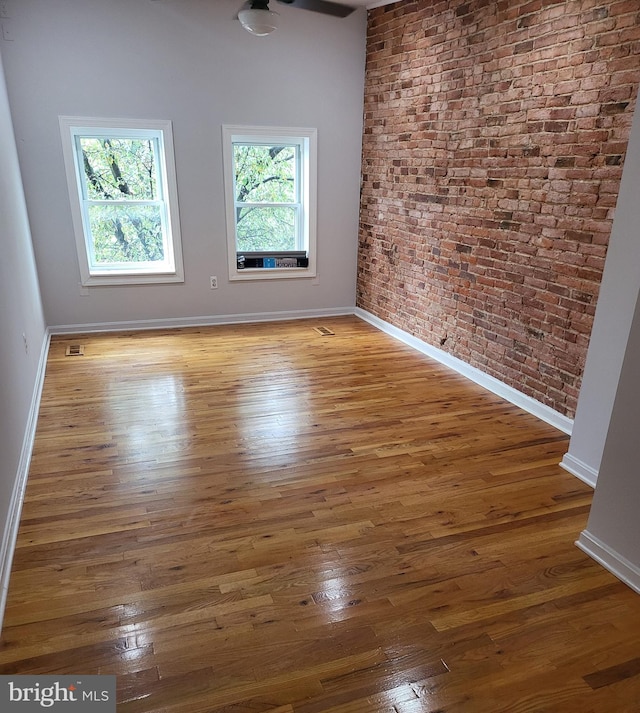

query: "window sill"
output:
82 272 184 287
229 267 316 282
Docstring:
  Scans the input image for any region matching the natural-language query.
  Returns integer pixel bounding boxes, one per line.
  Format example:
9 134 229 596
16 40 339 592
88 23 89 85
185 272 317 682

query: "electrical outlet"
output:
0 3 9 20
210 275 218 289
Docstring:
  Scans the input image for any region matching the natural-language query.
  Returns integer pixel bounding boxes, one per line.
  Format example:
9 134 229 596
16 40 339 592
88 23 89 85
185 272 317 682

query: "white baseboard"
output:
0 330 51 631
576 529 640 595
48 306 355 335
559 453 598 488
355 308 573 435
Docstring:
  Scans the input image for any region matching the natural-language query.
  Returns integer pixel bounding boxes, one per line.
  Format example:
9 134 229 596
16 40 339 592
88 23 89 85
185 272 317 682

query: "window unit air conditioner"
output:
237 251 309 269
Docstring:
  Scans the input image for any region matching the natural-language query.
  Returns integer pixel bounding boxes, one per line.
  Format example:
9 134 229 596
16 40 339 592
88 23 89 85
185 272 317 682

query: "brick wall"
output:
357 0 639 417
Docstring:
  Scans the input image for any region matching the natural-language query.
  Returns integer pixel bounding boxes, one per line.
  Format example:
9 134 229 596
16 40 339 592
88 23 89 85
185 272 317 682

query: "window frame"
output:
222 125 317 281
59 116 184 286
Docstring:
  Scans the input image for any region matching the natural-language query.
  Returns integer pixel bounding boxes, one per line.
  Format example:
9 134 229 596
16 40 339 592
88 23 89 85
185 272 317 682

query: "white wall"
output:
0 48 47 623
561 93 640 487
1 0 366 328
576 285 640 593
566 92 640 592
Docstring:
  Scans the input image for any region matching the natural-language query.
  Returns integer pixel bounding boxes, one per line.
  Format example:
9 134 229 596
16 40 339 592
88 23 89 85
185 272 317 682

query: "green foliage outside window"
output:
233 144 298 252
80 137 164 264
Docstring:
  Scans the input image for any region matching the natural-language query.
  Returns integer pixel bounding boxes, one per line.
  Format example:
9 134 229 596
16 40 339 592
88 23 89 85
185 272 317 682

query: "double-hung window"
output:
222 126 317 280
59 117 184 285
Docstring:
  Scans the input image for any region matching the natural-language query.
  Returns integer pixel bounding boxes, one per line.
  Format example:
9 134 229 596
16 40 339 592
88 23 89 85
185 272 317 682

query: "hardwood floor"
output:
1 315 639 712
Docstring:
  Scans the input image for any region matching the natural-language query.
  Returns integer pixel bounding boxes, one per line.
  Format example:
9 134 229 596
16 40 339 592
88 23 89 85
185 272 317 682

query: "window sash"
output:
235 204 302 253
81 200 173 273
234 199 303 249
59 116 184 285
232 140 304 252
75 134 165 203
222 125 317 281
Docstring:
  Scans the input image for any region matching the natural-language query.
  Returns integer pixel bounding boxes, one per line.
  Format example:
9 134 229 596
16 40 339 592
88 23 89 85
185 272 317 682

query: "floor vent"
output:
313 326 335 336
65 344 85 357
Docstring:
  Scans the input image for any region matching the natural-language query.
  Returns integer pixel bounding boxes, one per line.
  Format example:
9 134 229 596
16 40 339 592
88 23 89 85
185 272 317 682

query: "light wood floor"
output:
1 316 639 712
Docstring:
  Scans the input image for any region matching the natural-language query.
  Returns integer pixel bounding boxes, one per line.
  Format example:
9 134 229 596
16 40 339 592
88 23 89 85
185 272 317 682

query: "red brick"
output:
357 0 638 418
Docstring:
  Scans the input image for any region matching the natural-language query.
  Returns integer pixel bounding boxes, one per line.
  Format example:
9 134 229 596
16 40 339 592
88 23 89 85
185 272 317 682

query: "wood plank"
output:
1 316 639 713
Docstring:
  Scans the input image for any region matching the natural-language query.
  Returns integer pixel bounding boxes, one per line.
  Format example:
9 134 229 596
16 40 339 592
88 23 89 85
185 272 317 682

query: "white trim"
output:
221 125 317 282
559 453 598 488
58 116 184 286
355 308 574 435
576 530 640 595
0 330 51 631
48 307 354 335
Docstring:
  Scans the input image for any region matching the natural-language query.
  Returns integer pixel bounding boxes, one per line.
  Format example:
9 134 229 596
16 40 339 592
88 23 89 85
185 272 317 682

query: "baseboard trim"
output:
576 529 640 595
355 308 573 435
48 307 355 335
0 330 51 631
559 453 598 488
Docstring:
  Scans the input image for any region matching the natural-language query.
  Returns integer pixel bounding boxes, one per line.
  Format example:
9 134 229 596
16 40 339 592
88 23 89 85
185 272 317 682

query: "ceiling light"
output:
238 3 279 36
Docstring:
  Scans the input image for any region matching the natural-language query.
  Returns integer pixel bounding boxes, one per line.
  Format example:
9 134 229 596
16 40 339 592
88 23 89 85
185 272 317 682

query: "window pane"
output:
87 204 165 264
236 206 296 252
80 137 157 201
233 144 296 203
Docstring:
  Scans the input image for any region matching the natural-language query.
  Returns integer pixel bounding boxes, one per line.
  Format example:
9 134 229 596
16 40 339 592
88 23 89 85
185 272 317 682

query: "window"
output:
222 125 317 280
59 117 184 285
